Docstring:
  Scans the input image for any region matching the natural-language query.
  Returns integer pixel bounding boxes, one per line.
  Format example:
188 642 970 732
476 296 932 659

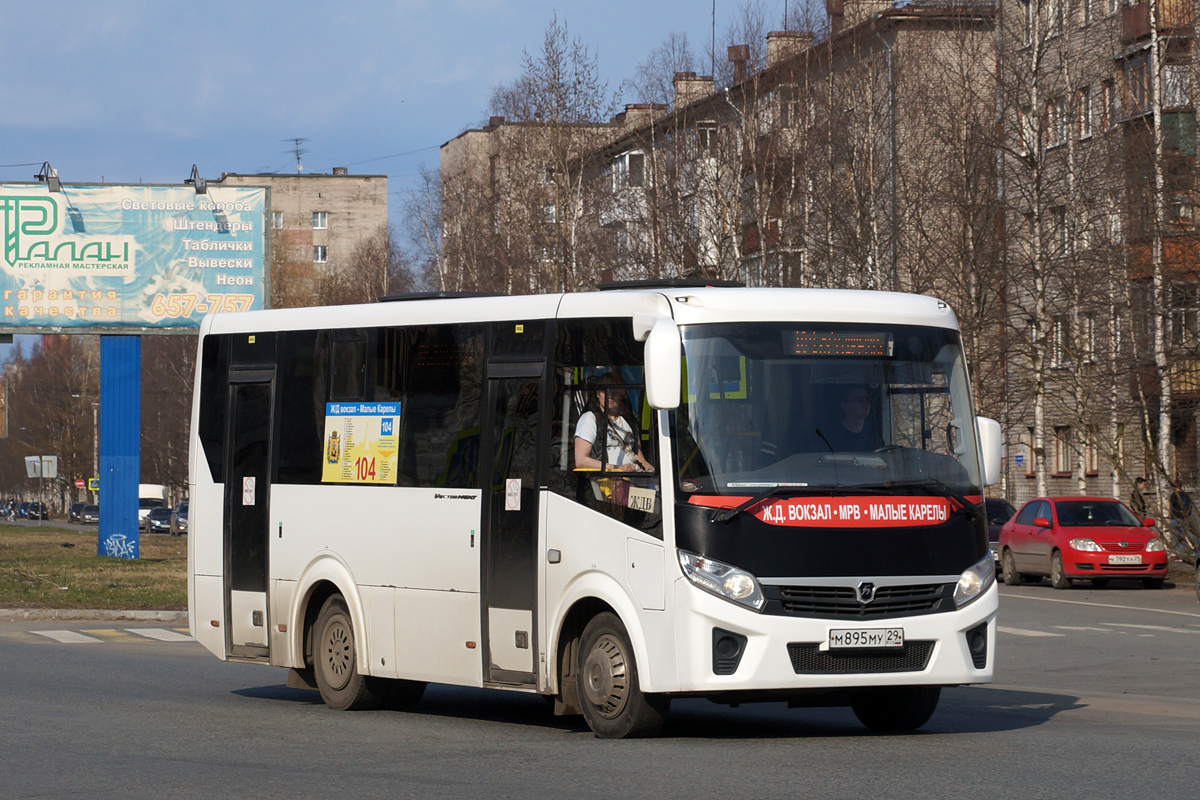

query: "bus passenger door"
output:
224 372 274 660
481 361 543 686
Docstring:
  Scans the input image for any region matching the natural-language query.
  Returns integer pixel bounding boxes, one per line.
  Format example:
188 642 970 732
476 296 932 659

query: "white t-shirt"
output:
575 411 637 468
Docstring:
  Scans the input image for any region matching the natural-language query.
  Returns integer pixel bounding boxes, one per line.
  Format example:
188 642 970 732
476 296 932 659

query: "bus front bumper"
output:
670 578 997 695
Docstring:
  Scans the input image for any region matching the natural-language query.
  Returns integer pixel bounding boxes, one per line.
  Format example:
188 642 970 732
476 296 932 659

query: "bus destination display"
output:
788 330 893 357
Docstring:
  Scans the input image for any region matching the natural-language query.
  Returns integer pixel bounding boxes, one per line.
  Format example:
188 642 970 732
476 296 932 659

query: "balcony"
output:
1123 0 1194 44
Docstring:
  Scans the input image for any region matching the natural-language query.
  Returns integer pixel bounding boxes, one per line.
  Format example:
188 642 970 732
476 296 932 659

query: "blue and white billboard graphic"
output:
0 183 267 330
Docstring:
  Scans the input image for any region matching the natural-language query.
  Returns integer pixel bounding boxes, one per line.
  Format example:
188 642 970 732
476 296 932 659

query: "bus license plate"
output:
828 627 904 650
1108 554 1142 565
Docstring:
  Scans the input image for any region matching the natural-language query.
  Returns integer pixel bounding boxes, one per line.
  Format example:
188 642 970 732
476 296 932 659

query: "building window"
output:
1082 313 1097 363
1085 428 1101 475
1051 315 1069 367
1054 426 1072 474
1022 428 1036 477
271 211 284 229
312 211 328 230
697 121 718 156
1100 79 1116 130
1049 0 1065 35
1018 106 1035 156
543 204 557 224
1046 96 1066 147
313 245 327 263
1076 0 1091 27
1170 283 1200 345
1021 0 1033 47
1127 55 1149 117
1078 87 1092 140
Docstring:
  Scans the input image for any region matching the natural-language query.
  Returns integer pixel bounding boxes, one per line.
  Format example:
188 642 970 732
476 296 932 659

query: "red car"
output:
999 496 1168 589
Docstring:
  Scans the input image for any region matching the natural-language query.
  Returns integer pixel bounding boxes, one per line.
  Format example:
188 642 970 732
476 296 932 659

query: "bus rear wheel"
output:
313 594 386 711
576 612 668 739
850 686 941 732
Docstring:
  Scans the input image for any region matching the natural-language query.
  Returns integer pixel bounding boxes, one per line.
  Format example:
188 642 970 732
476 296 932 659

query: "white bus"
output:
188 283 1002 738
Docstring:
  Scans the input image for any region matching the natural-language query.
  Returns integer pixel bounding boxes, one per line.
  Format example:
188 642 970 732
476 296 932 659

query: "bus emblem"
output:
856 582 876 604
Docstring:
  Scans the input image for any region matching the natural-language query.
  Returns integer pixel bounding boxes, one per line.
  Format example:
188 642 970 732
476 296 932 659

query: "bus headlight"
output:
953 552 996 608
678 551 765 611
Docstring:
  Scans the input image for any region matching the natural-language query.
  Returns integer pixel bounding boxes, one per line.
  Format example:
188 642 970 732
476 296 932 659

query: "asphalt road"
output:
1 577 1198 799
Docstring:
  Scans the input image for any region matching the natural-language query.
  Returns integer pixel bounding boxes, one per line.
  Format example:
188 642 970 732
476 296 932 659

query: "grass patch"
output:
0 524 186 610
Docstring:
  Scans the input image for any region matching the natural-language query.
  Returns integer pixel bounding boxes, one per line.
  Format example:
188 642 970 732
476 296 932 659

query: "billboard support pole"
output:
97 335 140 559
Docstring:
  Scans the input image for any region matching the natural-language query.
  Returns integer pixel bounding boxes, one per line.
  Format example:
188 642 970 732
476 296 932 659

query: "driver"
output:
823 385 883 452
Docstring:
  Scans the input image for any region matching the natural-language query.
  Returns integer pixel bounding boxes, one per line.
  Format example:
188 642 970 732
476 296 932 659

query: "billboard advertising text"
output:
0 183 267 330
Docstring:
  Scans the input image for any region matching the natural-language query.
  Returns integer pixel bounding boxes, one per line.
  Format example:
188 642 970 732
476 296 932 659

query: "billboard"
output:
0 183 267 331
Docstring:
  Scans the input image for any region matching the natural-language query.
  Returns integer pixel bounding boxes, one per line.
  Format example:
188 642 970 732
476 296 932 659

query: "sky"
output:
0 1 804 228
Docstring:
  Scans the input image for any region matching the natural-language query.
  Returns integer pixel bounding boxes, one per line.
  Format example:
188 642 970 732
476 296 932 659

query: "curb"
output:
0 609 188 623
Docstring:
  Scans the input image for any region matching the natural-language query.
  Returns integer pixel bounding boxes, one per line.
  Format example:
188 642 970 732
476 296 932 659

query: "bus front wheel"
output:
313 594 386 711
576 612 669 739
850 686 941 732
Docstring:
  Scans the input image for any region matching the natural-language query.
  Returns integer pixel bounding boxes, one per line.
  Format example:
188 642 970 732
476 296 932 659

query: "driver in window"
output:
574 374 653 473
823 385 883 452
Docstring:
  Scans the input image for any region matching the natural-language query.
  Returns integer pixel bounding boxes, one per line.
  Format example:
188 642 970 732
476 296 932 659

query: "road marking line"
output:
997 626 1064 637
31 630 102 644
128 628 194 642
1001 591 1200 618
1055 626 1112 632
1103 623 1200 635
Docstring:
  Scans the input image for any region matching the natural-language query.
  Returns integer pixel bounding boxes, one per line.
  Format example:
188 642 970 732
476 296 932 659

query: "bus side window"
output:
396 324 484 489
549 319 661 537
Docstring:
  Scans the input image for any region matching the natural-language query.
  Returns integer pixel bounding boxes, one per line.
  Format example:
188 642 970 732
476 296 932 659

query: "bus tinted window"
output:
330 335 367 400
397 324 484 488
276 330 323 485
197 335 229 482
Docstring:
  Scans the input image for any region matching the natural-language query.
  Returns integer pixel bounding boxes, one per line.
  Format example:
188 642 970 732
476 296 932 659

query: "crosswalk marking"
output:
129 628 193 642
998 626 1064 637
32 630 103 644
81 628 146 642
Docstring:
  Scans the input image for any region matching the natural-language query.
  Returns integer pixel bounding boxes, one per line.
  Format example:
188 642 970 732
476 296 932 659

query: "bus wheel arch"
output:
552 597 614 717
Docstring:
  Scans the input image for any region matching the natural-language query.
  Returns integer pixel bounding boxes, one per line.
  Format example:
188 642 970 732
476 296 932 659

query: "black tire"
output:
850 686 941 732
312 595 385 710
1001 550 1023 586
576 612 669 739
1142 577 1165 590
1091 578 1109 589
1050 551 1072 590
384 679 426 711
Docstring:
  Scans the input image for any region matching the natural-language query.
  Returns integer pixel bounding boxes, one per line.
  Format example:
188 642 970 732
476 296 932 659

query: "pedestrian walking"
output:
1131 476 1149 519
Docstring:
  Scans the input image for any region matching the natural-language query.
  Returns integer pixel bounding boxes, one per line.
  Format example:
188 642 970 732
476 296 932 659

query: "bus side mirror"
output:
637 314 681 410
976 416 1001 487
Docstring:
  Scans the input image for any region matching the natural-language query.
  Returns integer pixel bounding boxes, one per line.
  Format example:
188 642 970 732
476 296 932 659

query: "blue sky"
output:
0 1 803 228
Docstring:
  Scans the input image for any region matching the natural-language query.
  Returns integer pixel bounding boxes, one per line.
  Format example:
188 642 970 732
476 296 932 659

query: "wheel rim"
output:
581 633 630 720
1052 555 1064 584
320 613 354 691
1003 552 1014 581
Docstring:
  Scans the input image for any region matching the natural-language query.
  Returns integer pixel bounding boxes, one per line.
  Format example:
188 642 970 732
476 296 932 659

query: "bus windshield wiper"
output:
854 479 982 523
711 484 888 524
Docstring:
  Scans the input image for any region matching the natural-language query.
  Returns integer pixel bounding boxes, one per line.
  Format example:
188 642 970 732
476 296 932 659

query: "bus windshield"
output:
673 322 982 496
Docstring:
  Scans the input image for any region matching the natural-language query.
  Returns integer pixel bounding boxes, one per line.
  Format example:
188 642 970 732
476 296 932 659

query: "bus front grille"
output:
765 583 954 620
786 641 935 674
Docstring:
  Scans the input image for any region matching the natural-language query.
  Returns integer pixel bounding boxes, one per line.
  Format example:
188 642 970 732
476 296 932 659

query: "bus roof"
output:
199 287 960 337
